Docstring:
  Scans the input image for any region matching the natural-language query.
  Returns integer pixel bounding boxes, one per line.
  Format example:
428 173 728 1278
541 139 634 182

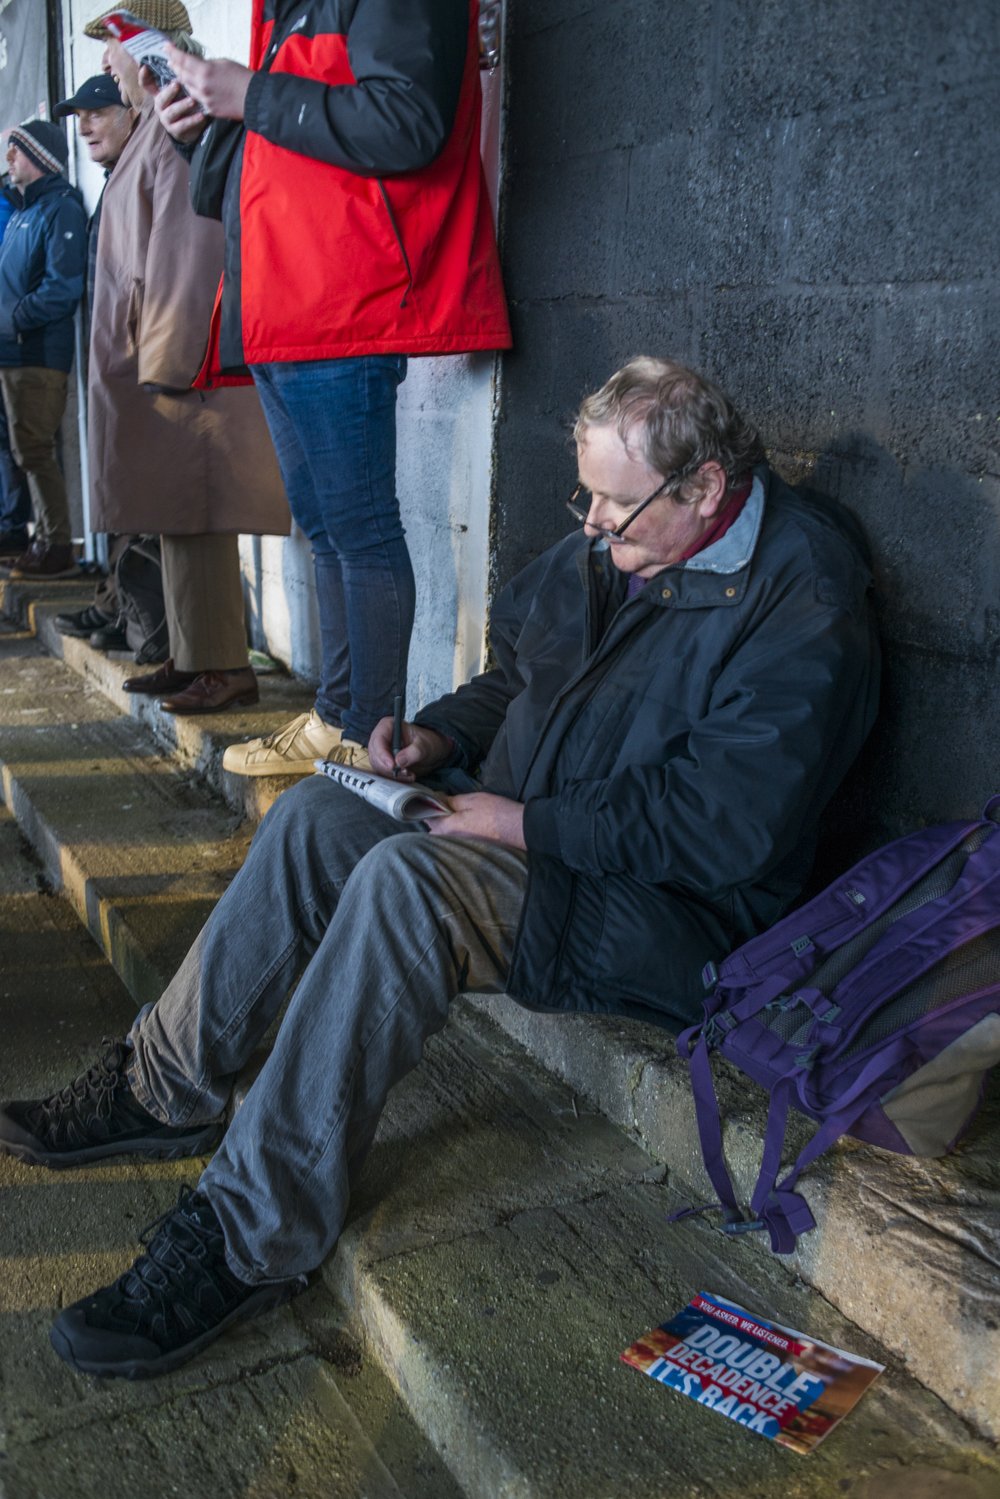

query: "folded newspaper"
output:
313 759 451 822
621 1292 883 1455
99 9 178 89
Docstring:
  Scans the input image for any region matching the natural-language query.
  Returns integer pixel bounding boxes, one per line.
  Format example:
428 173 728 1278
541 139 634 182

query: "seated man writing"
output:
0 357 880 1378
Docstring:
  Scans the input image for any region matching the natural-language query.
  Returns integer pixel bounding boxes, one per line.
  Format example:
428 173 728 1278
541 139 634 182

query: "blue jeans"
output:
251 357 413 745
126 777 528 1281
0 385 30 540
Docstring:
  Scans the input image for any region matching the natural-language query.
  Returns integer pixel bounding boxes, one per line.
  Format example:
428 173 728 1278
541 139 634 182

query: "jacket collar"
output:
611 465 771 611
683 467 766 576
21 171 65 208
581 465 772 611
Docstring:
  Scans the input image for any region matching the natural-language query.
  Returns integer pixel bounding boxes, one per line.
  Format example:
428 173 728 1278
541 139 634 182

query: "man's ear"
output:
692 461 728 516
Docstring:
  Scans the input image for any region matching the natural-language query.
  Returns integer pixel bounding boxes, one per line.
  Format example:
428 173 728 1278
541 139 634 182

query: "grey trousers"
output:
127 775 528 1283
159 532 248 673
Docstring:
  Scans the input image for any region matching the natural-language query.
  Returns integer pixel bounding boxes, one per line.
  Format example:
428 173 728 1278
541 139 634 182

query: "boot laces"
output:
31 1038 126 1139
259 712 312 752
120 1185 231 1310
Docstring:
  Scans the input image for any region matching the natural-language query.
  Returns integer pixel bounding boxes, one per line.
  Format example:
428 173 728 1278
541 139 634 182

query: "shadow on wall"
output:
775 432 1000 885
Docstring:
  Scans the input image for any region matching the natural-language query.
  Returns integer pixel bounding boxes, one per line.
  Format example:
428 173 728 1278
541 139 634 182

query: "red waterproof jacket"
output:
199 0 510 379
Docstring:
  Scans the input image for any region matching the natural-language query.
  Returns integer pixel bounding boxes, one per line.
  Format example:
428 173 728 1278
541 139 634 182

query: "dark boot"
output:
49 1186 304 1378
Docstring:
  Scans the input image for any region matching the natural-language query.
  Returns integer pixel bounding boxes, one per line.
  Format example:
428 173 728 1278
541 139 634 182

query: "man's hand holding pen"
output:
368 715 526 849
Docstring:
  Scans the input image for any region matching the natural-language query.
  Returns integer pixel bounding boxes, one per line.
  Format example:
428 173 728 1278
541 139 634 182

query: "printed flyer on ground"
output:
621 1291 884 1455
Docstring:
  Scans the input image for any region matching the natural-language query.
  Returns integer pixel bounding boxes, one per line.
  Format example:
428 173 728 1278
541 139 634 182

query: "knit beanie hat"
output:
8 120 68 175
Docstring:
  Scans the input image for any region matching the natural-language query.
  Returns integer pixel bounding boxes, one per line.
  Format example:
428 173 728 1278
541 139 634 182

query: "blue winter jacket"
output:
416 468 881 1031
0 172 87 372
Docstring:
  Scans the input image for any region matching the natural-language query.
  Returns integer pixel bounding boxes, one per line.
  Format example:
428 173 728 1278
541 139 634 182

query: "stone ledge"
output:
327 1002 1000 1497
0 621 251 1000
470 995 1000 1442
0 577 312 827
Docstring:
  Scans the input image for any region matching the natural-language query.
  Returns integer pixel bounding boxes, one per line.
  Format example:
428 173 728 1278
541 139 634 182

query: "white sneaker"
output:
316 740 373 771
223 709 349 777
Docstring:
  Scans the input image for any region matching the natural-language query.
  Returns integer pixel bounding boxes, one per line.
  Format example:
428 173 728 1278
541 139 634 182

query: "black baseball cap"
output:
53 75 128 117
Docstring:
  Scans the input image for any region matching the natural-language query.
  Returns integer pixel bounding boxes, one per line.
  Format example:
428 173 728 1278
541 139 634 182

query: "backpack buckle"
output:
704 1012 736 1050
721 1216 766 1236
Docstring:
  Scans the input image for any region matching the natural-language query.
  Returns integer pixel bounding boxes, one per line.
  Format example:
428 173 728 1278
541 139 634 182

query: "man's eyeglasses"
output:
565 474 677 543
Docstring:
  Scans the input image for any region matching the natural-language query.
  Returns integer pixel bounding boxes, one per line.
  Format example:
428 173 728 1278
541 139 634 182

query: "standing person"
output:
50 75 139 650
0 171 31 561
82 6 290 715
0 121 87 579
151 0 510 770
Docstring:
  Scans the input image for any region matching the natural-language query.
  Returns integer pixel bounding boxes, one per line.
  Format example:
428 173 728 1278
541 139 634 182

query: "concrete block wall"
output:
494 0 1000 846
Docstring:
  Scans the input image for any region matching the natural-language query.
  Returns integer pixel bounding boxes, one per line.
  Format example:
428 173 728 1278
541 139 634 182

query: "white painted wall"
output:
61 0 502 709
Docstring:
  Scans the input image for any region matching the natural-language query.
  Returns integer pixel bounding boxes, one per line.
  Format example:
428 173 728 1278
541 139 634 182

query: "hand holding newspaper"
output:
313 760 451 823
100 9 183 91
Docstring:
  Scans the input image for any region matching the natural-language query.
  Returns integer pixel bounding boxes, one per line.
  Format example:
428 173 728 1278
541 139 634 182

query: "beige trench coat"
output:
87 101 289 537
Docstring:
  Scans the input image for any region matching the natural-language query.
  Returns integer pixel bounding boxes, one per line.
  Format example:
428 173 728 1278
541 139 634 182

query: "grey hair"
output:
574 356 765 501
165 30 204 56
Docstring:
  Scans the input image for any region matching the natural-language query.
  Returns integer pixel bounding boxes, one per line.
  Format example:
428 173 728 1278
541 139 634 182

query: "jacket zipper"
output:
514 562 652 799
377 179 413 308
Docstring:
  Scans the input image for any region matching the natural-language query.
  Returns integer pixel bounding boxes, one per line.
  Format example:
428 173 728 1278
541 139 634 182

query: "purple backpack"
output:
676 796 1000 1254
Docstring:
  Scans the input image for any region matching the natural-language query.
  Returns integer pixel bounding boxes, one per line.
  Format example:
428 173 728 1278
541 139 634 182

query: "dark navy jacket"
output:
417 468 881 1032
0 172 86 372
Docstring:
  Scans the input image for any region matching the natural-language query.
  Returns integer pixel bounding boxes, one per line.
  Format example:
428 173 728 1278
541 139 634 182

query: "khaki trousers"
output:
0 367 70 545
159 533 249 674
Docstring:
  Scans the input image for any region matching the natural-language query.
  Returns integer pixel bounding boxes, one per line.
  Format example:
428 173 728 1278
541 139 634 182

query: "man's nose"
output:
583 494 612 535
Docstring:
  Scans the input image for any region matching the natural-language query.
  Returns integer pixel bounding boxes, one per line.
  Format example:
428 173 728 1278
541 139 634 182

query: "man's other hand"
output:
163 46 253 122
149 77 208 144
368 718 454 781
429 793 526 850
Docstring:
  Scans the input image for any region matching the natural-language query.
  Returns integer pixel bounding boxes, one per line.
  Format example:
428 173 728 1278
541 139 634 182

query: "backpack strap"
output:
684 1032 744 1224
749 1033 921 1251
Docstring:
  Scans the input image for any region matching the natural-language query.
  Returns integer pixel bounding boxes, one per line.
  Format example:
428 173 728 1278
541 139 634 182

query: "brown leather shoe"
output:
160 668 259 716
122 658 197 696
8 540 78 579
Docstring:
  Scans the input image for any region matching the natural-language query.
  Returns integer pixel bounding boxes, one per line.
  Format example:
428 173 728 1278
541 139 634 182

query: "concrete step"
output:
471 993 1000 1446
0 782 994 1497
0 576 315 827
0 803 467 1499
0 613 253 1003
2 583 999 1477
328 1000 1000 1498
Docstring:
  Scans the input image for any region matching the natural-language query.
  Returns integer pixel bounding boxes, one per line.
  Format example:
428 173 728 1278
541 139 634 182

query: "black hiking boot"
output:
0 1039 224 1168
50 1185 305 1378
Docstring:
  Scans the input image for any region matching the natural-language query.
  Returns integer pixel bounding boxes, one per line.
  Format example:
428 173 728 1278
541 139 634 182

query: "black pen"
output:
391 693 403 778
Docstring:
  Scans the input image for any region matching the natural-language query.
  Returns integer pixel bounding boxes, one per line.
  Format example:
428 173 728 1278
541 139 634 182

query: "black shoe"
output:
122 658 197 696
50 1185 305 1378
54 604 114 639
0 1039 224 1169
90 621 130 651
